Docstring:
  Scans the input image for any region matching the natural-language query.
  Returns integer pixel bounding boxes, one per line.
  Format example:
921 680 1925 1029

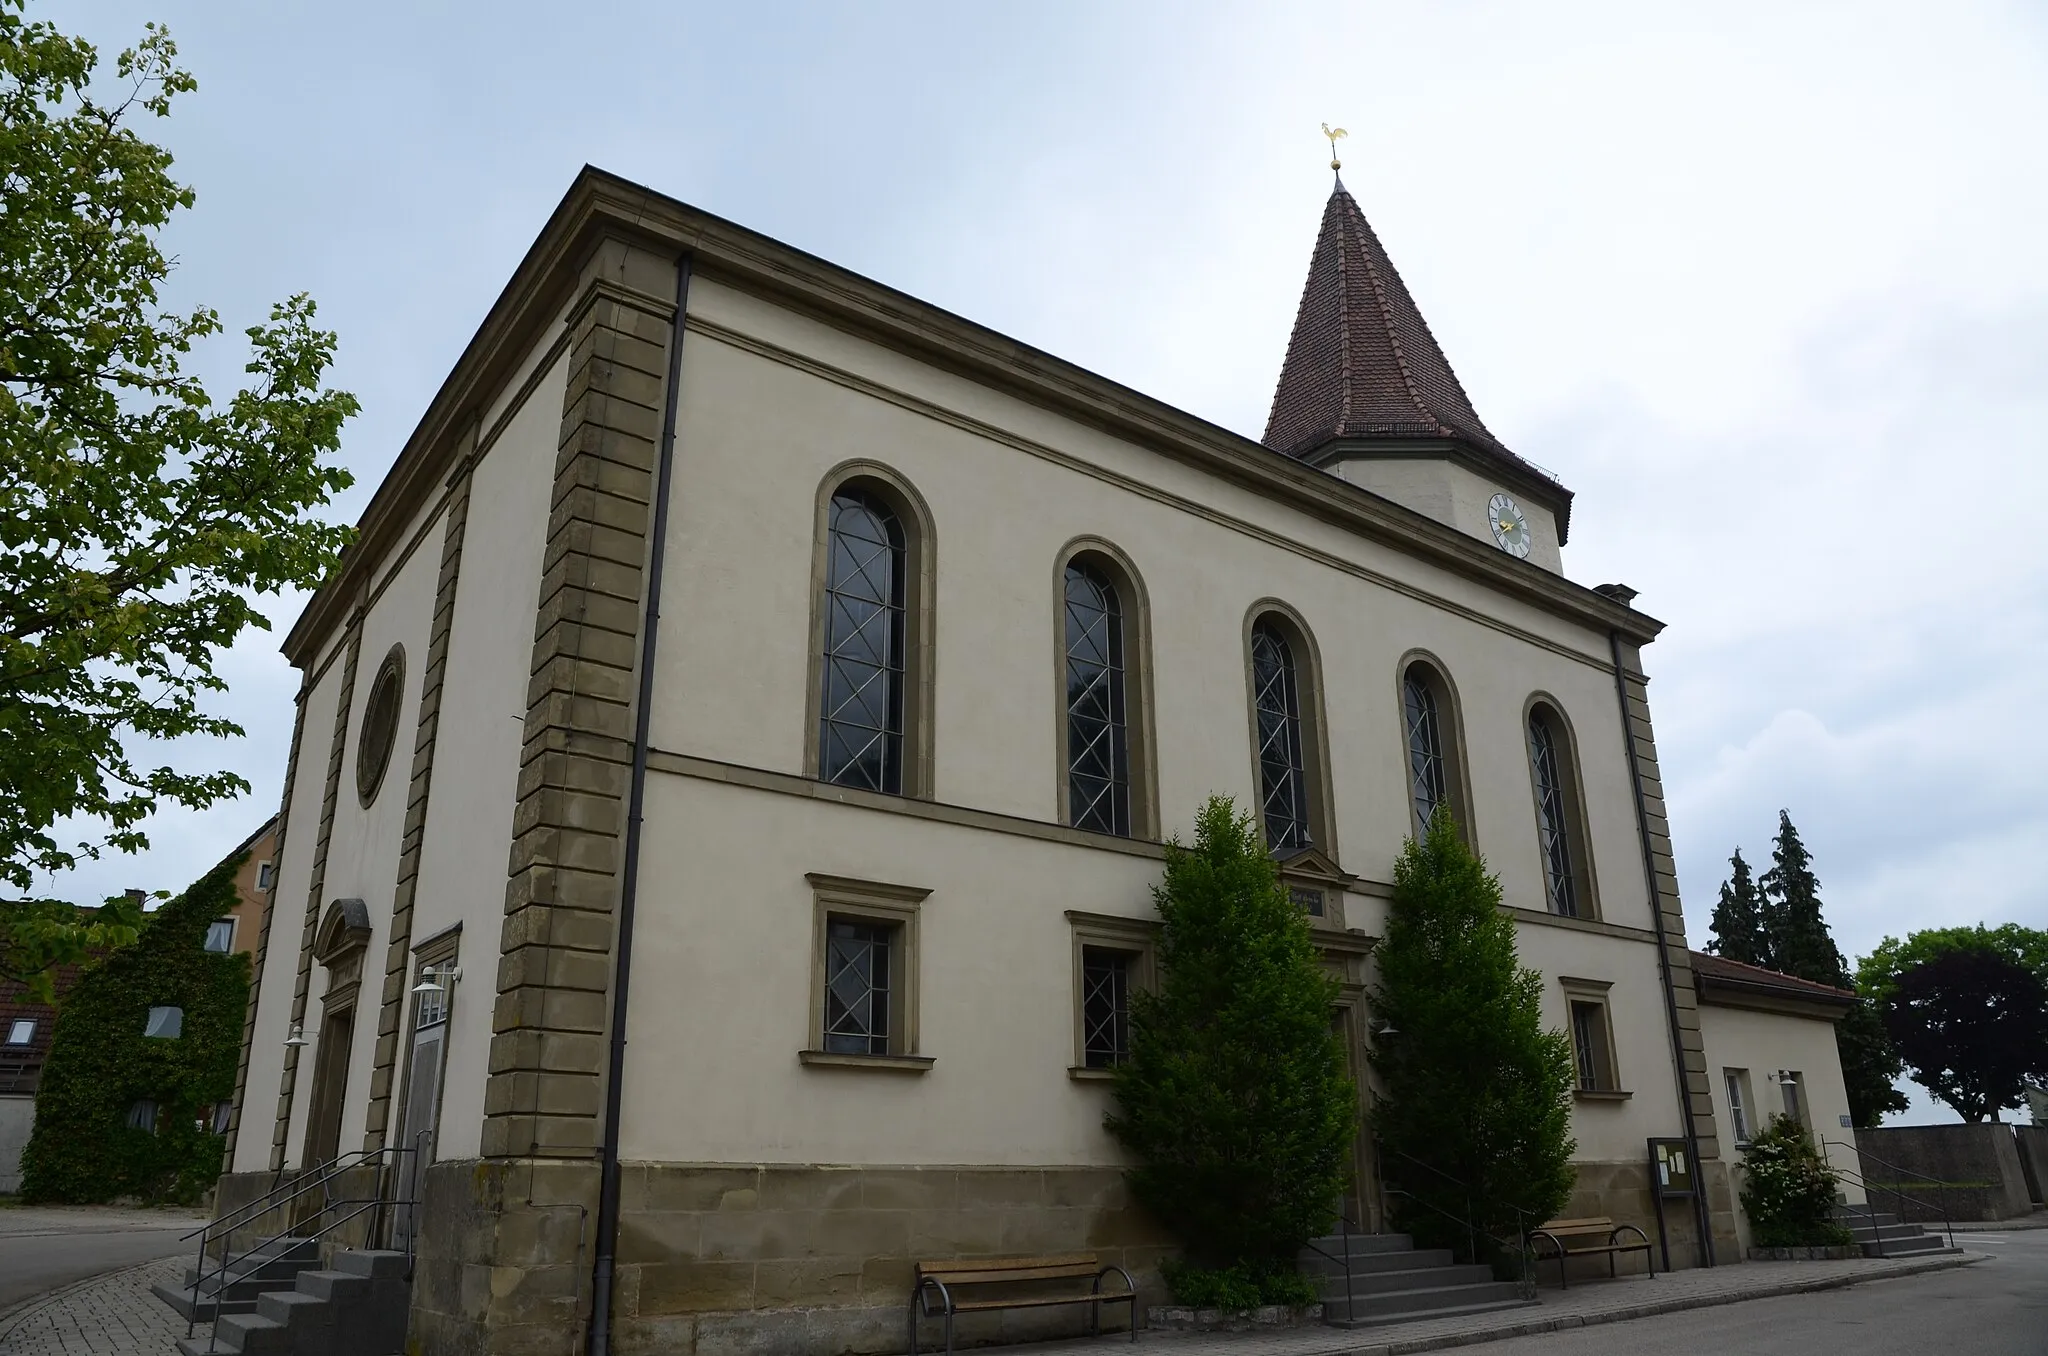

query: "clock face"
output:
1488 493 1532 558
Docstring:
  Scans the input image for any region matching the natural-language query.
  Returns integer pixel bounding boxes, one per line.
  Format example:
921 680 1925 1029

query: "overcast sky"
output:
43 1 2047 1123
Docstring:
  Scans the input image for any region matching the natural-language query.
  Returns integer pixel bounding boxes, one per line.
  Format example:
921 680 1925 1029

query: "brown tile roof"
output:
1690 950 1857 1006
1263 179 1558 491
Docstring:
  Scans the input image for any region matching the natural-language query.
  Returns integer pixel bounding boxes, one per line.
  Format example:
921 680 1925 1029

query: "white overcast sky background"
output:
42 1 2048 1123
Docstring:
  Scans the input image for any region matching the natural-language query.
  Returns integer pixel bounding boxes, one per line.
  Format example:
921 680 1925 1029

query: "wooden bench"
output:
909 1253 1137 1354
1527 1216 1655 1288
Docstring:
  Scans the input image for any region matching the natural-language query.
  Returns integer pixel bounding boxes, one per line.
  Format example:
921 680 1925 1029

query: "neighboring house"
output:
1692 950 1865 1252
211 815 279 960
221 165 1850 1354
0 964 79 1194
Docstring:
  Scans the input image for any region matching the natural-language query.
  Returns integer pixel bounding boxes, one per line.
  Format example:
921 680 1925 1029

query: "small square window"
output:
1569 1000 1616 1092
1287 885 1326 918
257 861 274 891
5 1019 34 1046
204 919 235 953
802 874 929 1070
1080 947 1135 1069
144 1006 183 1039
127 1099 159 1133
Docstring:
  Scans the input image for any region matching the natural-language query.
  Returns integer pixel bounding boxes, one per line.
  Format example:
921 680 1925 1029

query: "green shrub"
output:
1739 1115 1852 1248
1369 807 1577 1253
1160 1259 1319 1310
20 853 250 1204
1106 796 1356 1288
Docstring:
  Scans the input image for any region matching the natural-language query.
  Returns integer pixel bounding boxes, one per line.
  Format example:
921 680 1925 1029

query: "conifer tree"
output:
1369 807 1575 1253
1758 811 1849 987
1706 849 1769 967
1106 797 1355 1293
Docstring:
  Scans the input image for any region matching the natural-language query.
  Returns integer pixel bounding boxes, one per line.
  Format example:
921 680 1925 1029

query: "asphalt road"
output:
1465 1228 2048 1355
0 1207 204 1314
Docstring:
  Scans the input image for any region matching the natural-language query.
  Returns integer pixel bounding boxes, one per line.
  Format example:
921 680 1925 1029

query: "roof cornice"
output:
284 167 1660 665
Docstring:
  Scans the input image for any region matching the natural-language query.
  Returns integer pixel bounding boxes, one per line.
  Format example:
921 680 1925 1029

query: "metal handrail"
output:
181 1137 424 1353
1300 1205 1366 1321
1821 1139 1956 1254
1377 1146 1533 1290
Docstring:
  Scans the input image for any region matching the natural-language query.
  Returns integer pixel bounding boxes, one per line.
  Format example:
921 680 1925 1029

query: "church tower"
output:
1266 175 1573 572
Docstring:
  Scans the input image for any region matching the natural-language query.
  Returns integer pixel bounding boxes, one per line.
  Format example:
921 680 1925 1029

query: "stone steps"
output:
171 1248 410 1356
1831 1207 1961 1259
153 1238 320 1322
1300 1233 1536 1328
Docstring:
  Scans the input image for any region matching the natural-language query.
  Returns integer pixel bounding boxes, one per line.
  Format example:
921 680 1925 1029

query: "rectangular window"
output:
823 919 894 1055
205 919 235 953
1067 910 1157 1078
1080 947 1134 1068
144 1006 183 1039
1725 1069 1753 1144
257 861 274 891
211 1101 233 1135
5 1019 33 1046
1569 1000 1616 1092
1288 885 1326 918
1780 1071 1804 1126
803 873 928 1069
126 1099 159 1133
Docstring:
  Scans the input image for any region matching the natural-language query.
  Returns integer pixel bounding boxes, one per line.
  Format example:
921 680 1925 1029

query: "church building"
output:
221 162 1855 1354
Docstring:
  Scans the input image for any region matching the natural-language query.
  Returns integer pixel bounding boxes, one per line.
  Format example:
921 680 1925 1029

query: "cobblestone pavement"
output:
1013 1251 1986 1356
0 1256 189 1355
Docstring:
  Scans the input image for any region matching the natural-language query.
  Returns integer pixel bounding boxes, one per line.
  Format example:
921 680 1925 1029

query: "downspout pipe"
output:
588 252 692 1356
1609 629 1716 1267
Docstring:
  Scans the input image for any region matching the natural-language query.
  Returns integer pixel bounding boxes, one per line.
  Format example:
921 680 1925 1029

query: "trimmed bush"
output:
1106 796 1356 1307
21 853 250 1204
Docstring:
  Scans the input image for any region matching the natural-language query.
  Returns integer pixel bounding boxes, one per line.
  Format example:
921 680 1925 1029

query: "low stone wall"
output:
2013 1126 2048 1206
1854 1125 2035 1221
610 1162 1172 1356
211 1165 388 1261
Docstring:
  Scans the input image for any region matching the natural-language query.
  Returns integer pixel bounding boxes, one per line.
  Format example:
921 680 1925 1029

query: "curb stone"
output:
1328 1252 1984 1356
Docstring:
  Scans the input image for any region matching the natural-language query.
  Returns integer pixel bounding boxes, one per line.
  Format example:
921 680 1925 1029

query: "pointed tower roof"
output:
1264 178 1556 494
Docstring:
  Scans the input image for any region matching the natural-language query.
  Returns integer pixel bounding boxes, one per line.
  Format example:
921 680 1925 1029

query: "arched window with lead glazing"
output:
1064 561 1130 836
819 488 905 792
1527 704 1583 917
1251 621 1311 851
1403 665 1451 836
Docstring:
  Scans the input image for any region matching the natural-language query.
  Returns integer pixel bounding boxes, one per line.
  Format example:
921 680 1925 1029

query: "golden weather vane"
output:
1321 122 1348 171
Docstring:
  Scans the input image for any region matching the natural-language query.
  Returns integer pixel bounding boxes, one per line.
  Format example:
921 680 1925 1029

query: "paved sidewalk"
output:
0 1255 189 1355
1013 1250 1985 1356
1947 1209 2048 1231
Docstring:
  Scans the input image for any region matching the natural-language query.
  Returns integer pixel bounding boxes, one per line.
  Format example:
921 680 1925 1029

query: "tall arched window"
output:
1402 661 1465 838
1064 561 1129 836
1526 702 1592 917
819 488 905 792
1252 621 1311 851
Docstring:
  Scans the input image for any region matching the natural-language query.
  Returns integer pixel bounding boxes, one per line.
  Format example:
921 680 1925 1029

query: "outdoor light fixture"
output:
283 1022 307 1048
412 965 462 995
1769 1070 1799 1086
1375 1022 1398 1037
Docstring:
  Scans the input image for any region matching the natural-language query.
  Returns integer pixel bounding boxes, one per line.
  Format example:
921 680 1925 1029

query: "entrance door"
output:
301 1006 355 1169
390 1001 447 1252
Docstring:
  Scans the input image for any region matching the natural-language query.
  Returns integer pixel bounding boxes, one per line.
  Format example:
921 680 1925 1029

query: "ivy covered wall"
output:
21 853 251 1204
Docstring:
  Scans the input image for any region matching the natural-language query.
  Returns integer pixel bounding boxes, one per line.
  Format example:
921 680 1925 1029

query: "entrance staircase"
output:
1832 1205 1958 1258
1300 1231 1534 1327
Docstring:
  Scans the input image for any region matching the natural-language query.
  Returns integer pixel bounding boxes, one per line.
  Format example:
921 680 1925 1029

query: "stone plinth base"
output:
1146 1303 1322 1330
1748 1244 1859 1260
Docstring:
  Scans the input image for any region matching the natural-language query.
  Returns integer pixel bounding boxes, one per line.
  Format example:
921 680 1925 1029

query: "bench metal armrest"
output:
1608 1224 1651 1248
1528 1230 1566 1259
1092 1265 1137 1297
914 1276 955 1318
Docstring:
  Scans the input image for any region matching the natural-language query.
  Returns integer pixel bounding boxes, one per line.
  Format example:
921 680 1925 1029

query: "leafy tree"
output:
1738 1115 1851 1248
1370 806 1576 1257
1106 796 1355 1304
1836 999 1909 1128
0 1 356 991
1707 848 1768 967
1859 924 2048 1003
20 851 250 1203
1879 946 2048 1123
1757 812 1848 987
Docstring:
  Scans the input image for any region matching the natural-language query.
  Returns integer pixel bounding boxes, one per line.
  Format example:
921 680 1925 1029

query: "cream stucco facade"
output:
217 169 1855 1355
